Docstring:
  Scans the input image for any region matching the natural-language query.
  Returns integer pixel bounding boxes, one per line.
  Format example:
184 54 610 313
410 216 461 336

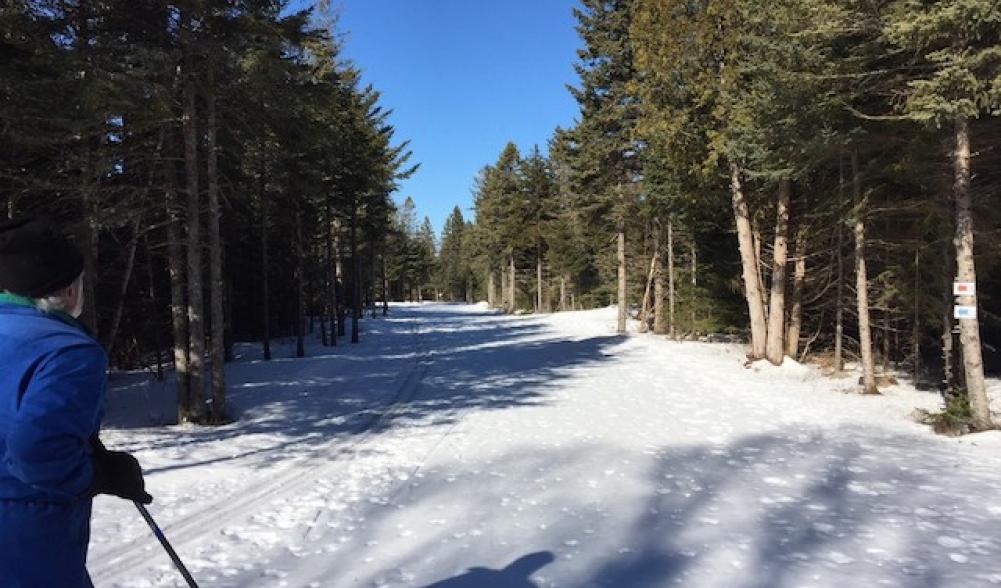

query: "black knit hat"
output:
0 216 85 298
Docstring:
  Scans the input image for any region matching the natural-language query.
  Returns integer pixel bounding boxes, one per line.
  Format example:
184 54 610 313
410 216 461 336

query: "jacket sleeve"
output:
4 341 107 498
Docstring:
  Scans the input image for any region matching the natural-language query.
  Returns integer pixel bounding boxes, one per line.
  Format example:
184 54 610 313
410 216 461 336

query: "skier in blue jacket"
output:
0 216 152 587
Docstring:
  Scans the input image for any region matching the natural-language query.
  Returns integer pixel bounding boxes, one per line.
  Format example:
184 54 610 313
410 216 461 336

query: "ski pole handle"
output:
134 502 200 588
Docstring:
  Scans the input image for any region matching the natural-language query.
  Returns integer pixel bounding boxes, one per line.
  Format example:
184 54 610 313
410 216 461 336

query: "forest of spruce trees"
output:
402 0 1001 433
2 1 999 433
2 1 416 424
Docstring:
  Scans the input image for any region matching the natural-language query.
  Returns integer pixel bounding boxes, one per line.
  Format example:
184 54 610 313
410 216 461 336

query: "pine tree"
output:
568 0 640 333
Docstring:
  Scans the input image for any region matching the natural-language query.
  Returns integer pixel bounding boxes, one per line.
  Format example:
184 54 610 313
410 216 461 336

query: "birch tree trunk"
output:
730 163 767 358
852 152 878 395
766 179 792 365
206 76 226 423
786 223 807 358
952 117 992 429
182 23 206 422
616 224 627 334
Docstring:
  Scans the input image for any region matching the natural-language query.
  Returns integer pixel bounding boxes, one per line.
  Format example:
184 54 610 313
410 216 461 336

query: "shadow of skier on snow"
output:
422 551 555 587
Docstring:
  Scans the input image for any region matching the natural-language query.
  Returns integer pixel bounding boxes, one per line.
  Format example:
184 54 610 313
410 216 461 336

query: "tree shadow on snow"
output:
292 427 995 588
104 305 624 474
579 429 967 588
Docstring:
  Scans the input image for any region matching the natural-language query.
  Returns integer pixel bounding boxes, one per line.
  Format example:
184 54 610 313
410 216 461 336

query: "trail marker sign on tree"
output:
954 306 977 320
953 282 976 297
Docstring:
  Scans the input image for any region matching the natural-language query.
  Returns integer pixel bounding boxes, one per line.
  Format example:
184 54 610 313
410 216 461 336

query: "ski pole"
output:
134 502 200 588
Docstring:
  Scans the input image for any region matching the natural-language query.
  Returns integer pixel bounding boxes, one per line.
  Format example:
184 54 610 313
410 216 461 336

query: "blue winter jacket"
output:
0 295 105 587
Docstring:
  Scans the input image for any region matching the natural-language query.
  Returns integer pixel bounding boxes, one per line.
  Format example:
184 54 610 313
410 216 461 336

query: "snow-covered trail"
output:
91 304 1001 587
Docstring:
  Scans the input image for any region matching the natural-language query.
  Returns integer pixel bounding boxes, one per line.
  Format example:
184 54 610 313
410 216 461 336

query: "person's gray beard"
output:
70 291 84 319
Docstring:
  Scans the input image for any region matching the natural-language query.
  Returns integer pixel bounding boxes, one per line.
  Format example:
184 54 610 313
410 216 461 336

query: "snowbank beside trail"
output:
90 303 1001 588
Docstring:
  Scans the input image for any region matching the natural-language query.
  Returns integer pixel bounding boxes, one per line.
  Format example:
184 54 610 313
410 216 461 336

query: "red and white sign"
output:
953 282 976 297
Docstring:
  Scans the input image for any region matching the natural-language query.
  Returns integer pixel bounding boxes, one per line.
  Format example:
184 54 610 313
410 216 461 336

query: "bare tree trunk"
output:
730 163 767 358
258 157 272 361
81 198 100 337
952 117 992 429
500 266 507 310
653 232 666 336
765 179 792 364
753 222 765 317
786 222 807 358
144 234 164 381
324 201 337 346
206 76 226 424
77 6 100 338
882 309 891 371
832 170 840 374
182 26 206 422
560 275 567 312
690 238 697 332
852 152 878 395
509 254 516 313
536 252 544 313
667 219 676 339
368 248 378 318
335 219 346 336
382 256 390 316
639 233 658 333
616 224 627 334
765 180 792 364
350 204 361 344
295 209 305 358
487 270 497 308
912 249 920 383
165 165 189 420
942 241 958 395
106 127 165 358
105 217 142 361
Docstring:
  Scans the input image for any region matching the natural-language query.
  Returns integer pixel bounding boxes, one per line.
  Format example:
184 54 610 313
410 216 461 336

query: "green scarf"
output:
0 291 88 333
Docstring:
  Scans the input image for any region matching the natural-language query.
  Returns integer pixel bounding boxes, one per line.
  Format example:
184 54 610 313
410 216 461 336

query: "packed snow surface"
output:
91 304 1001 587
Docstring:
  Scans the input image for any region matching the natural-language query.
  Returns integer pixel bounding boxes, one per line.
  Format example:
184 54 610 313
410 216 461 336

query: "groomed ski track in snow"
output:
91 303 1001 587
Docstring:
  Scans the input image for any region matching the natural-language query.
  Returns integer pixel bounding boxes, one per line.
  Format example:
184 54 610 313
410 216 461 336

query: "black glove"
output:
89 436 153 504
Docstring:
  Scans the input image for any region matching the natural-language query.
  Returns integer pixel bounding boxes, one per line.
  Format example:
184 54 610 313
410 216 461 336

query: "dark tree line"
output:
1 1 415 424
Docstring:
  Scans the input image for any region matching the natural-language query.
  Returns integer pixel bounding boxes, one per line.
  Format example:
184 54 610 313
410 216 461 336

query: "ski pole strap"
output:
134 502 200 588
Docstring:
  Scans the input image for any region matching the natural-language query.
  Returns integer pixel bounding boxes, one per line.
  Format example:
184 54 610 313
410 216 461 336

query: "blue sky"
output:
291 0 582 236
